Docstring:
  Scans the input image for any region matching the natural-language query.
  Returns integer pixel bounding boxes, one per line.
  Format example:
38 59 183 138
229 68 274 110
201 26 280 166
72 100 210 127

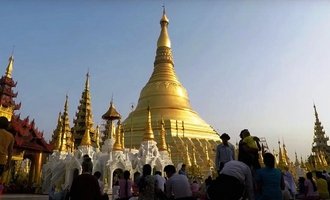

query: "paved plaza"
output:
0 194 48 200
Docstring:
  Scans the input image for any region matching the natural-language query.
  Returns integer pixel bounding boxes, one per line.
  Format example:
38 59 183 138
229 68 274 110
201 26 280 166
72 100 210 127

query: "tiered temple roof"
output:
72 73 96 147
0 55 51 154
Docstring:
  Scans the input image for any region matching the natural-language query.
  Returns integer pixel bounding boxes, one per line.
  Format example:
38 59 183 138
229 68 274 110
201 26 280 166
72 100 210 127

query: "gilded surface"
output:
123 11 219 174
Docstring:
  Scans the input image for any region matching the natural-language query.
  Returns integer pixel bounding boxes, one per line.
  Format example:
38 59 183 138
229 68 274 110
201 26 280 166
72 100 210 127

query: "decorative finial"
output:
85 71 90 90
159 116 167 151
113 120 123 151
5 53 14 78
162 4 166 15
143 105 155 141
157 6 171 48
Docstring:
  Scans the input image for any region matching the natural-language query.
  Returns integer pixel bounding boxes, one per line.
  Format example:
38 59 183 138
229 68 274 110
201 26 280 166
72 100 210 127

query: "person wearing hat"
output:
215 133 235 172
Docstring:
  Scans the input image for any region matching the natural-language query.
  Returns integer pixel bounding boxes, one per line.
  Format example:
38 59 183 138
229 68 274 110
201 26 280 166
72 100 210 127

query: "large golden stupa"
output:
123 9 220 173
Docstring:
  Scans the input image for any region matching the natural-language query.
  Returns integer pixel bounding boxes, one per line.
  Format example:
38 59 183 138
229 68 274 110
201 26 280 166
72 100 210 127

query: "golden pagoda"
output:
311 104 330 164
72 73 96 147
123 8 219 174
102 99 121 140
0 55 21 120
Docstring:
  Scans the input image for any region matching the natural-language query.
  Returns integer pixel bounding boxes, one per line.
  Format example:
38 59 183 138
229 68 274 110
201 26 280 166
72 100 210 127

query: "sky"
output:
1 0 330 161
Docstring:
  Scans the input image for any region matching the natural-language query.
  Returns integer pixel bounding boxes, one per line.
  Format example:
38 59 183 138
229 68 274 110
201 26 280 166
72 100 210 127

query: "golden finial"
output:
143 105 155 141
113 120 123 151
81 128 92 146
157 6 171 48
158 117 167 151
85 71 90 91
64 94 69 113
5 54 14 78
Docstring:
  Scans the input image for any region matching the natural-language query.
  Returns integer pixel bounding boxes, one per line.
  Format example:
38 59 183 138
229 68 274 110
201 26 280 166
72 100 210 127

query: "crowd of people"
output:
2 117 330 200
213 129 330 200
40 128 330 200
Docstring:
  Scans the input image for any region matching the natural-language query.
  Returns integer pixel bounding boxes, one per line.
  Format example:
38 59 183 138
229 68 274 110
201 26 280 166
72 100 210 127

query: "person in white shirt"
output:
215 133 235 172
154 171 166 192
207 160 254 200
164 165 193 200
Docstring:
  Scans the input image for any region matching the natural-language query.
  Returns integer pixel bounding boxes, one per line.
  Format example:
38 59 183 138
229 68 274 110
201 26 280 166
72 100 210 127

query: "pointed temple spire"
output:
0 54 21 120
72 72 95 147
5 55 14 78
311 104 329 162
158 117 168 151
81 127 92 146
62 95 73 152
52 112 63 150
143 105 155 141
157 6 171 49
185 145 192 167
277 140 286 168
95 125 100 149
113 120 123 151
282 139 290 165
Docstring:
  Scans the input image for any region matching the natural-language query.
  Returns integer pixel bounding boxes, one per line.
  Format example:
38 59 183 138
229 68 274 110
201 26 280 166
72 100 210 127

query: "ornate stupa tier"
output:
123 9 219 172
0 55 21 120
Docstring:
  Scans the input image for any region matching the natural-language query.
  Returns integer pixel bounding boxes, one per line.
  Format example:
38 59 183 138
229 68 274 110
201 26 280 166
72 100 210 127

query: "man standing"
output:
0 116 14 192
164 165 193 200
215 133 235 172
70 158 101 200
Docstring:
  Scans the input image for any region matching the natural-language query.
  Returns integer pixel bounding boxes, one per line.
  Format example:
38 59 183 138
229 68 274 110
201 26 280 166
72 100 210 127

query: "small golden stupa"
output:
123 8 220 174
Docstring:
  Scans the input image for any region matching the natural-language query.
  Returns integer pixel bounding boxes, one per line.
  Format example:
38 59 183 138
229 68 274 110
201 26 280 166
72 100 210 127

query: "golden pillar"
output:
33 152 43 185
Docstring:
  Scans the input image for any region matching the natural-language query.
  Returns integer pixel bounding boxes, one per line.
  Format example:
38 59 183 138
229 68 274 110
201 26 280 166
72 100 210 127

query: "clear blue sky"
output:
1 0 330 161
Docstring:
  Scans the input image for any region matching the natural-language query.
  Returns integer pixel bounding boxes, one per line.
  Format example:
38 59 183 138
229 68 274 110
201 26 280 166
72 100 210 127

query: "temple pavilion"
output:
0 55 52 190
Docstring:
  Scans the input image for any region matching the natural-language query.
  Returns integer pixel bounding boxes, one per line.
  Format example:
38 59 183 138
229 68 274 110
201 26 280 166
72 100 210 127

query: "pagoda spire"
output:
80 127 92 146
143 105 155 141
185 145 192 167
72 72 95 147
5 55 14 78
62 95 73 152
312 104 329 154
157 6 171 49
158 117 167 151
113 120 123 151
0 54 21 120
51 112 63 150
95 125 100 149
282 139 290 165
277 140 286 169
